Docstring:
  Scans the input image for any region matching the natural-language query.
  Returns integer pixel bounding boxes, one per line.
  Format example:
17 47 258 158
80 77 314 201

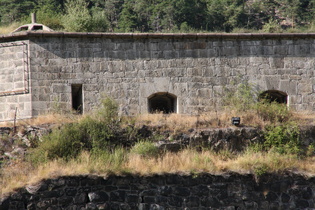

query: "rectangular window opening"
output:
71 84 83 114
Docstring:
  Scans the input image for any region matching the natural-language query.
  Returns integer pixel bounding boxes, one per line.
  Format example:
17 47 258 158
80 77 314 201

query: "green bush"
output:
35 3 63 30
256 101 291 123
263 122 300 154
28 96 120 164
222 82 258 112
62 0 93 32
95 96 119 123
90 9 108 32
28 123 88 164
222 82 293 124
130 141 159 158
62 0 108 32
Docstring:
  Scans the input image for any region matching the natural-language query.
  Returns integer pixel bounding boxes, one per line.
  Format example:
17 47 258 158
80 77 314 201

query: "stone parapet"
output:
2 32 315 41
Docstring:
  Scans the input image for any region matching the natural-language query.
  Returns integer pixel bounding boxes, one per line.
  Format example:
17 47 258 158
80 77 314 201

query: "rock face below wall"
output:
155 126 264 153
1 173 315 210
2 125 315 163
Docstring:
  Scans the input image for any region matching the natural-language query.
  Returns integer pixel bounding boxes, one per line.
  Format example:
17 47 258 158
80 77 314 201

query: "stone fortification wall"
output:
28 33 314 117
1 173 315 209
0 41 31 121
0 32 315 120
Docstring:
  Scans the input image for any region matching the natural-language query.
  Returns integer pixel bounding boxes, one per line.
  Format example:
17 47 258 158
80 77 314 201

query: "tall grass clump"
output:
130 141 160 158
91 147 127 173
0 22 22 35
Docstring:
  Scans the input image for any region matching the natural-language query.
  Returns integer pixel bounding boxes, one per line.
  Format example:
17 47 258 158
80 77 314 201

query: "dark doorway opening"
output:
148 92 177 114
71 84 83 114
259 90 288 104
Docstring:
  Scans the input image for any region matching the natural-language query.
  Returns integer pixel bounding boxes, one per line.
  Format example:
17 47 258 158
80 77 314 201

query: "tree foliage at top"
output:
1 0 315 32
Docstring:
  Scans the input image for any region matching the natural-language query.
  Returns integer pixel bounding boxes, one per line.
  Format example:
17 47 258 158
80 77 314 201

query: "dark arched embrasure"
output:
148 92 177 114
259 90 288 104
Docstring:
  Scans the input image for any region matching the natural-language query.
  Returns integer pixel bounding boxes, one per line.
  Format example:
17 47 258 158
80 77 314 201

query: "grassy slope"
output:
1 111 315 196
1 22 315 195
2 149 314 196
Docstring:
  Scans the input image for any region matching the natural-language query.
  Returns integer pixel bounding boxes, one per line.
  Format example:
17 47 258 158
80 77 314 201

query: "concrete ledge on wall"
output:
2 31 315 42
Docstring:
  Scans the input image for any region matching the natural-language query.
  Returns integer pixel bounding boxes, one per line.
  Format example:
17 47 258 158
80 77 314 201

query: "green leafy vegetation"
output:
28 90 303 168
222 81 304 155
0 94 314 195
27 96 135 165
222 81 259 112
62 0 108 32
222 81 292 124
1 0 315 33
263 122 301 154
256 101 292 123
130 141 159 158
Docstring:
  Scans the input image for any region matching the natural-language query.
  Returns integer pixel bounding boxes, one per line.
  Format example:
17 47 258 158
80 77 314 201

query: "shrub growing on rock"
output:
27 97 128 164
263 122 300 154
256 101 292 123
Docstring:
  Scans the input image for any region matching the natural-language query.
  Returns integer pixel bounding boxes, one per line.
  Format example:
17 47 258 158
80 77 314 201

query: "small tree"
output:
62 0 92 32
222 81 259 112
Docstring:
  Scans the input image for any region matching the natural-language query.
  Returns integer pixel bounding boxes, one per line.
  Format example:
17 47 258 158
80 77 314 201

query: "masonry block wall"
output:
0 32 315 121
0 41 31 121
1 173 315 209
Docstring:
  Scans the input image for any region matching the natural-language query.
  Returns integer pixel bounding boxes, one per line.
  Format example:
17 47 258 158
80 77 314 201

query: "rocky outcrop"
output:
0 125 52 166
155 127 263 153
1 173 315 210
189 127 263 152
1 125 315 209
2 125 315 164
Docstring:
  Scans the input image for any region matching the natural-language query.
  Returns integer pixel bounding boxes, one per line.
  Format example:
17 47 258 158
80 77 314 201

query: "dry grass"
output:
126 150 219 174
1 110 315 196
19 113 81 126
0 109 313 131
291 111 315 126
134 109 302 131
1 149 315 196
0 113 81 128
0 23 21 35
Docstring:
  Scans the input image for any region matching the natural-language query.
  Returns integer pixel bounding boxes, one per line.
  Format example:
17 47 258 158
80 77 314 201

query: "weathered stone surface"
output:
0 34 315 122
88 191 109 202
26 183 48 194
74 193 88 204
1 173 315 209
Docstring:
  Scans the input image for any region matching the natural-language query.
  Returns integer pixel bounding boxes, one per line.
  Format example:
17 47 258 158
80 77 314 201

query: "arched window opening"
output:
259 90 288 104
148 92 177 114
